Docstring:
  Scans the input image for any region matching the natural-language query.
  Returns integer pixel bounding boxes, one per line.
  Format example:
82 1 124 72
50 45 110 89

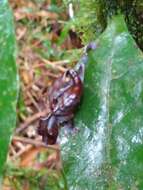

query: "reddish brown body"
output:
38 42 96 145
49 69 83 114
38 68 84 145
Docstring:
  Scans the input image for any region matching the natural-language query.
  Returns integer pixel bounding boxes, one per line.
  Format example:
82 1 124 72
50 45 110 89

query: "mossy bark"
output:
74 0 143 50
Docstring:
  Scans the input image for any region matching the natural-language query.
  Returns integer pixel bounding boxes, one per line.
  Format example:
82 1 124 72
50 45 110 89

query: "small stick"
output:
41 58 67 72
51 60 70 65
9 144 17 157
15 109 49 134
11 144 32 160
26 91 40 111
33 59 70 68
13 136 60 151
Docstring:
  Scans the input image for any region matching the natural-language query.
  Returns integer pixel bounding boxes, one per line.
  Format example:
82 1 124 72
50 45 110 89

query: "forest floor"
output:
3 1 82 189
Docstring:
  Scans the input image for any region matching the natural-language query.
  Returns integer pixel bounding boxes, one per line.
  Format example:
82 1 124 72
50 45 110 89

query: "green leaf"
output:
62 15 143 189
0 0 19 184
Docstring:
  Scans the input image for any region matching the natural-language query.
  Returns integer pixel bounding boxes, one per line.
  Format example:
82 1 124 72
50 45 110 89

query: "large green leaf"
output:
61 15 143 189
0 0 18 184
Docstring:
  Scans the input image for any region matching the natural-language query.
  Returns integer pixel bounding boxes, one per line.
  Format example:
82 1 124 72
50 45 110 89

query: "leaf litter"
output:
3 1 82 189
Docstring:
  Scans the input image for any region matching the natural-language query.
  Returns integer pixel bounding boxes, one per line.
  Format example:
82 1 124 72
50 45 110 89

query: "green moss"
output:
64 0 143 50
69 0 107 44
4 163 68 190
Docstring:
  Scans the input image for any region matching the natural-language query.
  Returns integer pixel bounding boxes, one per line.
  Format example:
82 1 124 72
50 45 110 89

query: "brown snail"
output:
38 42 96 144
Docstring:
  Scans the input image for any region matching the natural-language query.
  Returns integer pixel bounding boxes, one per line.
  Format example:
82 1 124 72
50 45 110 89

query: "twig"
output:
9 144 17 157
13 136 59 151
41 58 67 72
33 59 70 67
11 144 33 160
43 71 60 78
15 109 49 134
49 60 70 65
26 91 40 111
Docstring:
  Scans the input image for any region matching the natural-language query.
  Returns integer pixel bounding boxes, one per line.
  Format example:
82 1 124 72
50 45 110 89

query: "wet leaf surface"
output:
0 0 18 183
62 15 143 189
